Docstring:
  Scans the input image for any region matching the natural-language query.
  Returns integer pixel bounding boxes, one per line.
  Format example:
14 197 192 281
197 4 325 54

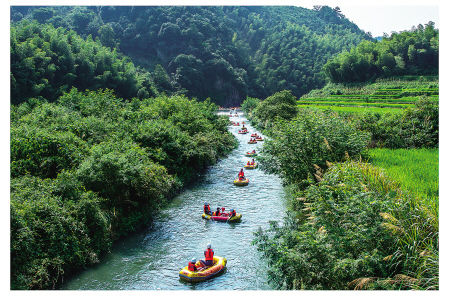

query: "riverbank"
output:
10 90 237 289
242 92 439 290
62 112 288 290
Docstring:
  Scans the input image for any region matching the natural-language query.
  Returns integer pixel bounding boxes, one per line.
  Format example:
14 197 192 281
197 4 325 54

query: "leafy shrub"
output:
241 96 260 114
75 139 177 237
252 90 298 129
354 98 438 148
11 125 88 178
11 175 110 289
253 161 400 289
259 109 370 186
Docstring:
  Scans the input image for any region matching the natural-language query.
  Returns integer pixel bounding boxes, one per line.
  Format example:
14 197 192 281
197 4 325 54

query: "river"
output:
62 112 287 290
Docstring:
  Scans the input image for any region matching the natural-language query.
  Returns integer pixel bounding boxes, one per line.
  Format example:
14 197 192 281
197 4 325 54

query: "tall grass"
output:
368 148 439 290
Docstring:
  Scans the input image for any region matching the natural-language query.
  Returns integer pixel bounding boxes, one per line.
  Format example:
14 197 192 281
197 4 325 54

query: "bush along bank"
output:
245 95 438 290
241 90 298 132
10 89 237 289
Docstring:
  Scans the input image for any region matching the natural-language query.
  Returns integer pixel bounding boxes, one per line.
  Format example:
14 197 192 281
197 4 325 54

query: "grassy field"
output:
299 105 404 114
299 76 439 114
369 148 439 207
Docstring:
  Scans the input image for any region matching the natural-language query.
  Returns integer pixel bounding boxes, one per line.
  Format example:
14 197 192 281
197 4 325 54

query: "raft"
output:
179 256 227 282
245 152 257 157
244 163 257 169
255 137 264 141
233 177 249 186
202 213 242 222
248 140 257 144
251 133 258 137
238 130 248 134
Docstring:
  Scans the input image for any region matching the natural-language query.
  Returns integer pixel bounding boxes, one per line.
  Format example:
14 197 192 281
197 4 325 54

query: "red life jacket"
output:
204 205 210 214
204 248 214 261
188 262 197 272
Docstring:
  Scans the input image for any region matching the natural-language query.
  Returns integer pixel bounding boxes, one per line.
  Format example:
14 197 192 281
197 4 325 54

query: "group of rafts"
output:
178 108 262 283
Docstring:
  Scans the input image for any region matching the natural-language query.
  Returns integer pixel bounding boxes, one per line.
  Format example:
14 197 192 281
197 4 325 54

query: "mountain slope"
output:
11 6 372 105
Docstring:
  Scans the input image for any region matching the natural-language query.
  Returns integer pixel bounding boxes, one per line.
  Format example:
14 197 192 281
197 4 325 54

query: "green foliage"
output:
10 89 236 289
253 161 399 289
12 6 370 105
10 21 158 104
11 125 88 178
76 139 176 237
251 90 298 129
258 109 370 186
11 175 110 289
241 96 260 114
323 23 438 83
369 148 438 203
254 160 438 290
354 98 438 148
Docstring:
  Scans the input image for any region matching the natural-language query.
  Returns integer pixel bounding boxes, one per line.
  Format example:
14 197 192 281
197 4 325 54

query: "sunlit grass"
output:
298 105 403 114
369 148 438 207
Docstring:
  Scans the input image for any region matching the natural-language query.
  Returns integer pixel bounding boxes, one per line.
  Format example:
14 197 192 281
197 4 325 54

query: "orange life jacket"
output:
204 248 214 261
188 262 197 272
204 205 211 214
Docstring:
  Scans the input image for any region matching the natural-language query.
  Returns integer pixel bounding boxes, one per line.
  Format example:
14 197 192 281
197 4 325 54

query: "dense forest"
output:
323 22 438 82
11 21 159 104
11 6 371 105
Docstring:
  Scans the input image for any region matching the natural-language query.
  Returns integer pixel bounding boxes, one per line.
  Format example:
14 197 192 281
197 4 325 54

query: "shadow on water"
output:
62 112 287 290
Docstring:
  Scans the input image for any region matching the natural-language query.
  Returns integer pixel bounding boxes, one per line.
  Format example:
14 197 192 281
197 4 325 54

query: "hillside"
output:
298 75 438 114
10 21 159 105
11 6 371 106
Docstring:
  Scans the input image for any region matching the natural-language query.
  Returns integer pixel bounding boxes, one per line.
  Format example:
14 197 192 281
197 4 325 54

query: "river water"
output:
62 112 287 290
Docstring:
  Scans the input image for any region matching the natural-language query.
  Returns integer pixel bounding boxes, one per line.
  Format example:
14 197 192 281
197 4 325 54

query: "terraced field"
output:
298 77 439 114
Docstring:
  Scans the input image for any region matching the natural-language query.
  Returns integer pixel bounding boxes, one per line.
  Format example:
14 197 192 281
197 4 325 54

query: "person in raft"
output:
204 202 212 215
238 168 245 179
214 207 221 216
200 243 214 268
247 161 251 166
251 158 255 165
229 209 236 219
188 258 198 272
251 149 256 154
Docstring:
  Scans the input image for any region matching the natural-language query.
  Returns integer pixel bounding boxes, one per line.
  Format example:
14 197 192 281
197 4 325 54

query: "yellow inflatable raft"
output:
244 163 257 169
233 178 249 186
179 256 227 282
